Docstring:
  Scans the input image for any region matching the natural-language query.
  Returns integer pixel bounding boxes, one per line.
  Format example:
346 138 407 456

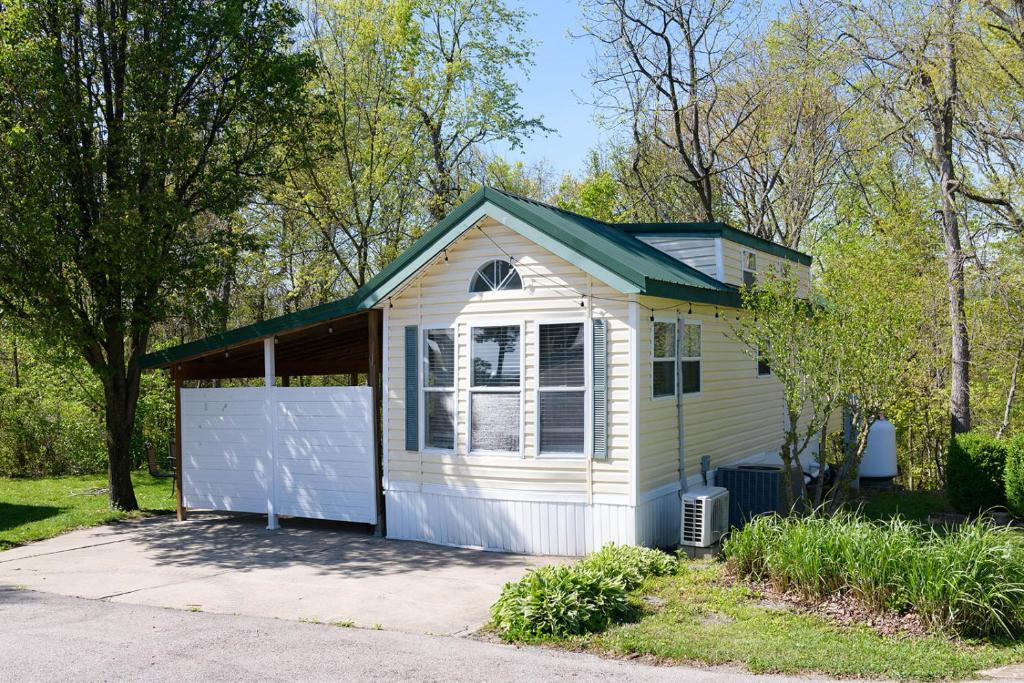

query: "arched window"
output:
469 259 522 293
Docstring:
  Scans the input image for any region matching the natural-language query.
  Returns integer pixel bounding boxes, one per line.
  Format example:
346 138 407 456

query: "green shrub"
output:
1005 436 1024 518
490 563 631 640
946 433 1008 513
490 544 677 641
724 512 1024 638
584 543 677 590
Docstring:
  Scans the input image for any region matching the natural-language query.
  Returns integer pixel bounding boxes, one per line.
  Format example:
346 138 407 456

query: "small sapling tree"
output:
732 270 843 513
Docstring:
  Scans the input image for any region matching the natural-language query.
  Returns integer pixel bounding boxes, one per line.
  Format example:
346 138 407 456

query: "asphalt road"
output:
0 588 838 683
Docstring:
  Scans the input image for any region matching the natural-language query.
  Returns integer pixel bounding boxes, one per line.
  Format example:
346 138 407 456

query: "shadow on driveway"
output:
134 511 541 578
0 511 555 634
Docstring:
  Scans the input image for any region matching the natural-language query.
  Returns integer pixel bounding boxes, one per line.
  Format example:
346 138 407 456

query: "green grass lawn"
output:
0 472 175 550
574 562 1024 681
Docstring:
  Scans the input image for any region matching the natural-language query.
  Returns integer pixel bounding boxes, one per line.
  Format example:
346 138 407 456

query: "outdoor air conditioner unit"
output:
680 485 730 547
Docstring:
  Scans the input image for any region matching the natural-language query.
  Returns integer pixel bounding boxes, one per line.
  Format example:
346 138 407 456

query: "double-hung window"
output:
423 329 455 449
470 325 521 453
538 322 586 455
680 322 702 394
741 250 758 288
652 321 677 398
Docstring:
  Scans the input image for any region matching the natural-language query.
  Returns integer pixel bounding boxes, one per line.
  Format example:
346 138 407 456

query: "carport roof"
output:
142 187 806 370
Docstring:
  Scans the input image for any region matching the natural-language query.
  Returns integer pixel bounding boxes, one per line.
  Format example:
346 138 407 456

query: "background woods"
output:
1 0 1023 508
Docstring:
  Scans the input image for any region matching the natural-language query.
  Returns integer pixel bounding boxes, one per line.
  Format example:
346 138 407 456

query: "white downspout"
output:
677 311 687 494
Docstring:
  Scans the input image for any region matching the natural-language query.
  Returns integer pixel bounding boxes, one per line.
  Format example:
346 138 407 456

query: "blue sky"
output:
492 0 605 178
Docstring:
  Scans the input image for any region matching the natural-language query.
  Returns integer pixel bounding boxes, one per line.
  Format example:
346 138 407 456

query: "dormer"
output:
613 222 812 293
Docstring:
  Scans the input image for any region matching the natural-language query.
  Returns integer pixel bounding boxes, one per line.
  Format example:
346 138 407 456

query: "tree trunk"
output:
11 336 19 388
997 336 1024 439
827 418 872 514
936 5 971 435
942 187 971 434
101 356 142 511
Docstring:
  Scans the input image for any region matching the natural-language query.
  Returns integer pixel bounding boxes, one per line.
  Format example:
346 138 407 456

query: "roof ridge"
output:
483 186 611 228
484 187 810 264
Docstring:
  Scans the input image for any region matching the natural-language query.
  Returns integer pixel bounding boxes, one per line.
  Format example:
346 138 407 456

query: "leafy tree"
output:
0 0 311 509
817 226 921 508
835 0 975 434
719 3 852 249
468 154 557 200
555 169 626 223
404 0 548 219
276 0 426 295
731 272 844 511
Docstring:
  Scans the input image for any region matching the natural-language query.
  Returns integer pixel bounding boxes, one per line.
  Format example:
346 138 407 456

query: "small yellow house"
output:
142 188 813 556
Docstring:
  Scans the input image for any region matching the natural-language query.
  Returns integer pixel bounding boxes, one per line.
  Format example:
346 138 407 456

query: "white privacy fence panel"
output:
274 387 376 523
182 388 269 514
181 386 376 525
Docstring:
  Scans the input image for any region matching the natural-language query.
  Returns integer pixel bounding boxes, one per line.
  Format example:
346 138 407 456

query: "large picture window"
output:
652 321 676 398
681 322 702 394
538 322 585 455
423 329 455 449
470 325 521 453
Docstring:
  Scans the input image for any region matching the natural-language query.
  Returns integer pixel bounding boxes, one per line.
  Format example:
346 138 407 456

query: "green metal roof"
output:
142 188 800 369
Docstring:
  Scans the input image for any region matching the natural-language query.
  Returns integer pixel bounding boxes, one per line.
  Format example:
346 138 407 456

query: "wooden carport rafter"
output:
164 309 384 536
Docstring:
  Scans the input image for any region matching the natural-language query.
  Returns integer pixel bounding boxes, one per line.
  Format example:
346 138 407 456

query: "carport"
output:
141 302 383 533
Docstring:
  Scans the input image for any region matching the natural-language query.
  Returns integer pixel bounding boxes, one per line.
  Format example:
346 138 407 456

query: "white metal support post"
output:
264 337 279 530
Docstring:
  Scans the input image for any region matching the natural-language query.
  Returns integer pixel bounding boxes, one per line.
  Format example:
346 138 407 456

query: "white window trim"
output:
468 321 526 458
534 318 591 459
421 325 457 453
651 317 678 401
741 249 758 287
680 318 703 397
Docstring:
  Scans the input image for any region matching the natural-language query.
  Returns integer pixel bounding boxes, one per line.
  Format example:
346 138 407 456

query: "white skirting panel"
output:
385 489 636 556
636 486 681 548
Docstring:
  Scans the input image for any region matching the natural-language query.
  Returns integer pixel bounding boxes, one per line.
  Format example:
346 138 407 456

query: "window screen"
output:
681 322 701 394
470 392 520 452
653 321 676 398
538 322 585 454
470 325 521 453
423 329 455 449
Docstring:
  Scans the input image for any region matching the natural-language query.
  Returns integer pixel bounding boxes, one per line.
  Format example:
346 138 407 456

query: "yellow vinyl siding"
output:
384 219 632 502
721 239 810 295
637 298 786 494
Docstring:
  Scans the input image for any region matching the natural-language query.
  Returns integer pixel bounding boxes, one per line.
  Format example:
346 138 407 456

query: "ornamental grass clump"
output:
490 544 677 641
904 521 1024 636
724 512 1024 638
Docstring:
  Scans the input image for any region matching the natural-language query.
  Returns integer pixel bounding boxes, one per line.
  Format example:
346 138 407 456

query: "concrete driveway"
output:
0 512 555 635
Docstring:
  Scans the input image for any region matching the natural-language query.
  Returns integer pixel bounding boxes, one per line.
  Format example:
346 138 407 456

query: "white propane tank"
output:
859 417 898 480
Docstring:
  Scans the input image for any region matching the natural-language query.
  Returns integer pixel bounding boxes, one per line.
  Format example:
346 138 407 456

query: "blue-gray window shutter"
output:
592 319 608 459
405 325 419 451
